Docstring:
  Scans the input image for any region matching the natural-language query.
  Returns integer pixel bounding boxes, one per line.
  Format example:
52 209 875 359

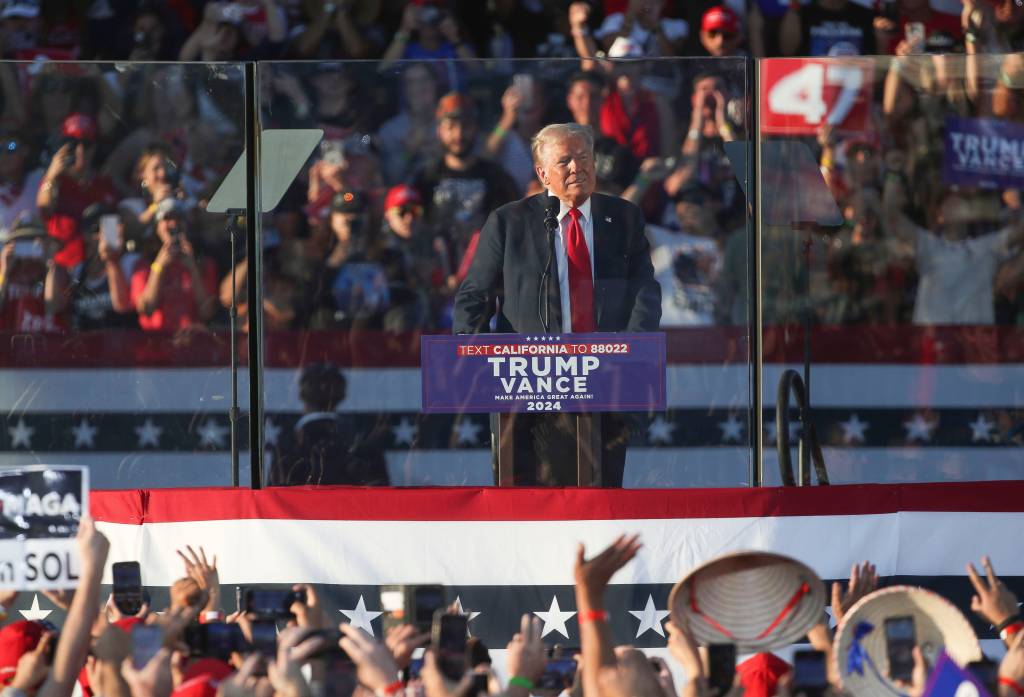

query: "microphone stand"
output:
539 199 558 334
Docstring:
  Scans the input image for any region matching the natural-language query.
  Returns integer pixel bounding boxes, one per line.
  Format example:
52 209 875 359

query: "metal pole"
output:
749 57 764 488
244 62 263 489
228 212 239 486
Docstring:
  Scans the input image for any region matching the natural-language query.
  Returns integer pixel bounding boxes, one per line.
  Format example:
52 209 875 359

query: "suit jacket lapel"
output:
590 195 610 328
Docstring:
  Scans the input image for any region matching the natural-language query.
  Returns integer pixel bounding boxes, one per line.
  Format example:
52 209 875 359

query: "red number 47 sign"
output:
759 58 875 136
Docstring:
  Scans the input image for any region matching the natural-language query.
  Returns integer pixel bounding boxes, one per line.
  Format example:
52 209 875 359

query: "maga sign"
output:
421 333 666 414
0 466 88 590
760 58 874 135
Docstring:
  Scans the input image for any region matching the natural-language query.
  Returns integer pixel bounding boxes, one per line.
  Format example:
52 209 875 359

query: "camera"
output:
884 616 916 683
432 610 467 682
380 584 447 634
112 561 144 616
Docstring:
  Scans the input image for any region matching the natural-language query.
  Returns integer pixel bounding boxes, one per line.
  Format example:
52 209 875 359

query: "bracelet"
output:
151 261 164 274
375 680 403 697
202 610 224 623
578 609 609 623
492 124 508 139
687 128 700 141
508 676 534 690
394 31 409 43
0 273 5 287
1003 622 1024 643
1000 676 1024 695
571 27 589 37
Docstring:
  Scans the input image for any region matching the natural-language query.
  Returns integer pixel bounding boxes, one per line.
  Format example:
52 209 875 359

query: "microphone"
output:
538 195 560 334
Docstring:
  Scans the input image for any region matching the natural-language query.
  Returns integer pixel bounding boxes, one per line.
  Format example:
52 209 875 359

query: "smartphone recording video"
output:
184 622 247 658
432 610 467 682
884 616 916 683
131 625 162 670
112 561 144 616
792 650 828 697
245 588 306 619
707 643 736 695
380 584 447 634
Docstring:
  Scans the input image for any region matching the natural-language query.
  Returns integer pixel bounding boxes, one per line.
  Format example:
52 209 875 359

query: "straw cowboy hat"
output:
834 586 982 697
669 551 826 653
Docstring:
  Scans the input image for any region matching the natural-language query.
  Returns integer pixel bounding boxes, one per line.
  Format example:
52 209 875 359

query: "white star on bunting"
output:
839 413 869 444
8 418 33 449
135 418 162 448
392 417 417 447
197 419 228 448
19 594 51 621
969 413 994 443
453 419 482 446
628 595 669 638
647 416 675 445
452 596 482 623
340 596 383 636
718 414 744 443
71 419 97 449
534 596 576 639
902 413 936 443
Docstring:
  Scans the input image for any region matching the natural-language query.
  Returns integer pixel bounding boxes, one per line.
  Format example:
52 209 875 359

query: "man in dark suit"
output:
453 122 661 487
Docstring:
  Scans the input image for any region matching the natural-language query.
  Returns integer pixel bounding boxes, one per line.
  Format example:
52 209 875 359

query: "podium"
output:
420 332 666 488
494 413 602 486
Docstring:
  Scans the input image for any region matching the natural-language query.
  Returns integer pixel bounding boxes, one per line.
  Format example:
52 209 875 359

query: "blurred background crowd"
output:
0 0 1022 338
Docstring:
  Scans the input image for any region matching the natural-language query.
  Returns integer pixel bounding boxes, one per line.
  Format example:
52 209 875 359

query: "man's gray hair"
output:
531 123 595 164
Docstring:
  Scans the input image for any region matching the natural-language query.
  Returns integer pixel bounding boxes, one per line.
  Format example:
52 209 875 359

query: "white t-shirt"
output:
595 14 689 55
912 224 1015 325
647 223 721 326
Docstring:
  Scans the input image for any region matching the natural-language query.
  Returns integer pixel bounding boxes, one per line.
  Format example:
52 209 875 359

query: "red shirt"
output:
130 257 218 331
600 89 661 160
0 262 64 332
42 173 118 268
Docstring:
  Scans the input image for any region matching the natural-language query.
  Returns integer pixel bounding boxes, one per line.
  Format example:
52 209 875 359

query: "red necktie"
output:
566 207 595 333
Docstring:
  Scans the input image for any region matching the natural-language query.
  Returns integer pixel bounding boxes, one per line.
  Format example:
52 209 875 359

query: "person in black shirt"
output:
780 0 880 56
269 362 389 486
412 92 517 293
564 71 638 195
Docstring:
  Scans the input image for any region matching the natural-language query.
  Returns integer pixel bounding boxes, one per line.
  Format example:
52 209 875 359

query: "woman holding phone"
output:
46 204 134 331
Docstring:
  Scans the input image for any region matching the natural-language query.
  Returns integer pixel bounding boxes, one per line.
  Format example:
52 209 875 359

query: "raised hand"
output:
831 561 878 625
574 534 642 610
176 545 220 612
384 623 430 669
338 623 401 693
505 614 545 686
967 555 1020 628
10 632 54 690
121 647 173 697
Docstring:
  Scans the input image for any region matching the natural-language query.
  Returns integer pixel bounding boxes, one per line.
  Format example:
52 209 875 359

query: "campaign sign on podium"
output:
421 332 666 414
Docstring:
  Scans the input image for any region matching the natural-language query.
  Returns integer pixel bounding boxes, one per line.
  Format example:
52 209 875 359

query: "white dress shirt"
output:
552 195 595 333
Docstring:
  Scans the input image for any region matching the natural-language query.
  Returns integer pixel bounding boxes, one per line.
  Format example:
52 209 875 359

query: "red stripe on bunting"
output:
89 481 1024 525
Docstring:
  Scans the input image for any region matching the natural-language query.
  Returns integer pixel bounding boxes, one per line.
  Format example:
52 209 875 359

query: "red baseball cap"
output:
61 113 97 141
736 653 791 697
435 92 476 122
701 6 740 34
384 184 422 211
0 621 46 685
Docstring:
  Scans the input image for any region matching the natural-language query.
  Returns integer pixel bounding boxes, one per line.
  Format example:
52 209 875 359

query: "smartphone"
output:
512 73 534 110
469 673 488 696
432 610 468 682
905 21 925 50
112 561 144 616
184 623 247 658
250 620 277 656
306 628 351 661
707 643 736 695
131 625 162 670
244 588 306 619
100 214 120 249
967 658 999 696
381 584 447 634
792 650 828 697
13 239 43 259
884 616 916 683
536 657 577 691
405 657 424 682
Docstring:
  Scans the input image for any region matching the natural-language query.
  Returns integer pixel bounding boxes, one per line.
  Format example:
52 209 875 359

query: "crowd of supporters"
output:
0 0 1022 336
3 522 1024 697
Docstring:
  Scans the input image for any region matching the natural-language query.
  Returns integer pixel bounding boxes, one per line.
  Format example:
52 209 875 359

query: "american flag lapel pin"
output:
604 216 612 223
